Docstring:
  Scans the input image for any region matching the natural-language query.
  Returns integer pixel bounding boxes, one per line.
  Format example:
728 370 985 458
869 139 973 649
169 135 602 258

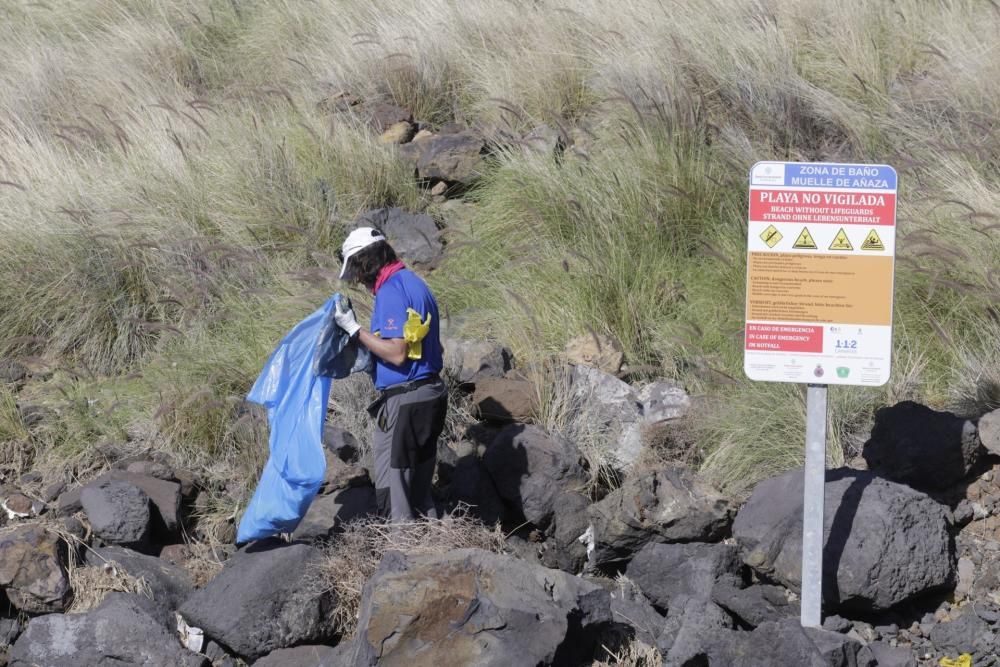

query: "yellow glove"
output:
940 654 973 667
403 308 431 360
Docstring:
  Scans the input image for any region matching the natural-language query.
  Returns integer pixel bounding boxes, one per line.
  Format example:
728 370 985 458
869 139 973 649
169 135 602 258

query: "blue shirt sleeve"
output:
370 283 406 339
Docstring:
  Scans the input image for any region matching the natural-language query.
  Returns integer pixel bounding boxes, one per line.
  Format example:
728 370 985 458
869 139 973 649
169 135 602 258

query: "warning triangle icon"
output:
759 224 782 248
792 227 817 249
860 229 885 251
829 228 853 251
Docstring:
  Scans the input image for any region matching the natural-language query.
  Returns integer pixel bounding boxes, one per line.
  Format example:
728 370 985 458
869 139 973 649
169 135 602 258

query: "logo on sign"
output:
752 163 785 185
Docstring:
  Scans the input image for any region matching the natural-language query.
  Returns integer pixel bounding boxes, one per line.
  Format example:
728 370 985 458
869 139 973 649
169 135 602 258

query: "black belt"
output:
367 374 442 421
379 374 441 400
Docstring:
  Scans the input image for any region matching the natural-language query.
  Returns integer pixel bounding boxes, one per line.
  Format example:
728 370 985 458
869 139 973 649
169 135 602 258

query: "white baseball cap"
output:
339 227 386 279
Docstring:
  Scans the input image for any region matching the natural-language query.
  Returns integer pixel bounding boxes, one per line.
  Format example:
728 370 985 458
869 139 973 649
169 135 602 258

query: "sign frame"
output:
744 161 898 387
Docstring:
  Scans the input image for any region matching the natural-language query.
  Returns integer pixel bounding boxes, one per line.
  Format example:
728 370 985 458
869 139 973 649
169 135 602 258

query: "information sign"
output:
745 162 898 386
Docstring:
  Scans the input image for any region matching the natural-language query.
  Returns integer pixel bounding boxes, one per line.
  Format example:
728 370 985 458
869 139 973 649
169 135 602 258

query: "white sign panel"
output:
744 162 897 386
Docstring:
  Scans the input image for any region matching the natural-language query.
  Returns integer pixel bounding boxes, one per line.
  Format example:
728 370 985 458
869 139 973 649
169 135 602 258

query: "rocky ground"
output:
3 104 1000 667
4 341 1000 666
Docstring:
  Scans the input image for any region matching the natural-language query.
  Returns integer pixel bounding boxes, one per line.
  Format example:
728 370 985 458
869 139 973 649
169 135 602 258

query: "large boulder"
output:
588 465 733 566
605 582 664 647
711 579 796 628
291 486 376 540
2 492 40 519
733 467 955 612
320 447 370 494
403 130 485 184
354 207 443 267
857 642 916 667
179 541 336 661
441 454 506 525
0 525 71 613
363 102 413 133
980 407 1000 456
482 425 587 526
323 425 360 462
862 401 983 491
569 364 643 468
84 546 193 628
625 542 742 610
80 479 152 549
74 470 182 533
108 471 182 532
349 548 612 666
928 607 994 655
656 594 734 665
472 377 538 423
637 380 690 423
567 366 689 471
703 618 872 666
9 593 207 667
570 364 641 423
538 490 591 574
442 337 513 384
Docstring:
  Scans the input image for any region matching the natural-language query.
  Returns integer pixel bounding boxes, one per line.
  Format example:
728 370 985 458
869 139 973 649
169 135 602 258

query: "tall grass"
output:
0 0 997 504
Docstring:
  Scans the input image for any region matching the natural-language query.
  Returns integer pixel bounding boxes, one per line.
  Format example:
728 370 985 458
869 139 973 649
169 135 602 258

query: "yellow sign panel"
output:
746 253 893 325
829 228 853 251
759 225 782 248
861 229 885 251
792 227 817 249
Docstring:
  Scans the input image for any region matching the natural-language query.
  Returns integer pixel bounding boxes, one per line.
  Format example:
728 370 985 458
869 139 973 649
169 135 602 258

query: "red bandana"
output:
373 260 406 294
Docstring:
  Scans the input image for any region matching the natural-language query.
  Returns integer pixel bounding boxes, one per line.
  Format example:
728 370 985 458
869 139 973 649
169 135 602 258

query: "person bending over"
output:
334 227 446 522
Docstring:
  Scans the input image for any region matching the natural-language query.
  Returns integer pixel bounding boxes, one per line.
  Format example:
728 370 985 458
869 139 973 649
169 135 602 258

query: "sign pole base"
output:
801 383 827 628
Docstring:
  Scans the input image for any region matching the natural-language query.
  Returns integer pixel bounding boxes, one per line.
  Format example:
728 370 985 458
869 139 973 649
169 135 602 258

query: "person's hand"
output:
334 298 361 338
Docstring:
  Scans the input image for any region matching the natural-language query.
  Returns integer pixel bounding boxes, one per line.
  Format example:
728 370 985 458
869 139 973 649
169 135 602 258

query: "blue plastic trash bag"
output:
313 295 372 378
236 296 336 543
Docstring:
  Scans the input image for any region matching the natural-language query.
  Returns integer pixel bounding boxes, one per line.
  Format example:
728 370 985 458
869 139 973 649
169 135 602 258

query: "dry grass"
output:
593 639 662 667
65 559 152 614
316 509 505 636
174 540 229 589
0 0 998 508
47 524 154 614
326 372 379 464
532 361 623 495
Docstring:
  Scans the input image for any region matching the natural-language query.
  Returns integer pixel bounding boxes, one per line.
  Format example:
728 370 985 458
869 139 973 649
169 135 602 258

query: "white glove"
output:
334 298 361 338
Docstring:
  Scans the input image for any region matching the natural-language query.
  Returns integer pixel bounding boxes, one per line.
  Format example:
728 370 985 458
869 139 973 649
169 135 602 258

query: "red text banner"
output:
749 190 896 226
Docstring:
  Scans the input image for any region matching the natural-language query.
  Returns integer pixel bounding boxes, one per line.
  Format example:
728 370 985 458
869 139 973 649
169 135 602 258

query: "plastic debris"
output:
176 613 204 653
236 296 336 543
940 654 973 667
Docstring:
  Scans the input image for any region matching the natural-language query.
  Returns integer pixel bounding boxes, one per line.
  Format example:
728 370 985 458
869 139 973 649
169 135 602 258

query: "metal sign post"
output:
743 161 897 629
801 384 827 627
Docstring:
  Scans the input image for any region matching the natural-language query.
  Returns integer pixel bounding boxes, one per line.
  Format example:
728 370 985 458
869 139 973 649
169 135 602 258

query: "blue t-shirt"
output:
370 269 443 391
